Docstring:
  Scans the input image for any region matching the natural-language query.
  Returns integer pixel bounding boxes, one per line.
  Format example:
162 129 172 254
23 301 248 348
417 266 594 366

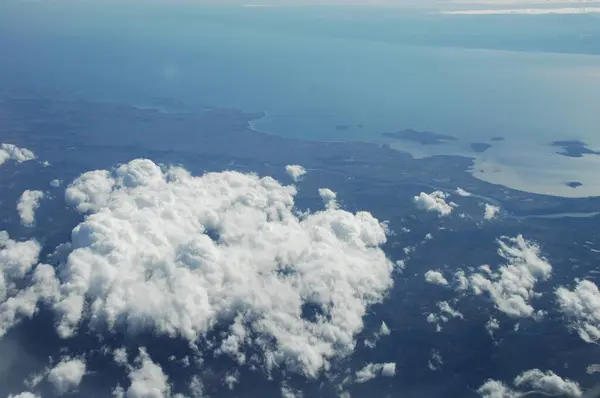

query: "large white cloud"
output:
0 143 36 166
17 190 45 227
47 357 87 395
556 280 600 344
478 369 582 397
285 165 306 182
52 159 394 378
413 191 455 216
468 235 551 318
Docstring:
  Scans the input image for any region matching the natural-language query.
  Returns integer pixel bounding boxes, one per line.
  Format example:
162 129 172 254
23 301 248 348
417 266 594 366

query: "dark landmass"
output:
1 97 600 219
566 181 583 188
552 140 600 158
470 143 492 153
491 137 505 142
335 124 351 131
383 129 458 145
357 124 364 128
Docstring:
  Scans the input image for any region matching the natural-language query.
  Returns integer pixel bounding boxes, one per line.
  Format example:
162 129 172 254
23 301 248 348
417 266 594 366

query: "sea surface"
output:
2 4 600 197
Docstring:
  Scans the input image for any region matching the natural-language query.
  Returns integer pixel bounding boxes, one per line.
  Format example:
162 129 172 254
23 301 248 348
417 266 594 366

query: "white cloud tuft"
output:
318 188 338 209
355 362 396 383
469 235 551 318
126 348 171 398
556 280 600 344
478 369 582 398
8 393 40 398
285 165 307 182
514 369 582 397
484 204 500 220
52 159 394 378
425 270 449 286
413 191 455 216
50 179 63 188
485 317 500 338
428 350 443 371
0 231 59 337
17 190 45 226
438 301 464 320
455 187 471 197
47 357 87 395
0 143 36 166
379 321 391 336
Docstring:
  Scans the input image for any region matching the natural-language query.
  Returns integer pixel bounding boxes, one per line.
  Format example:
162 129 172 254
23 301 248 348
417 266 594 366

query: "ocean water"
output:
2 4 600 197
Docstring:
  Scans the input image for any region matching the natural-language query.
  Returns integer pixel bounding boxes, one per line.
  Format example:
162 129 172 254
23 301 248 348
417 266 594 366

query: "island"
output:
551 140 600 158
566 181 583 188
470 143 492 153
383 129 458 145
491 137 505 142
335 124 351 131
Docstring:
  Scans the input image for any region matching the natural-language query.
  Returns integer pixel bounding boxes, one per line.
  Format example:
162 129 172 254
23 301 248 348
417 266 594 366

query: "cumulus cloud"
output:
17 190 45 226
556 280 600 344
47 357 87 395
8 393 39 398
425 270 449 286
0 231 59 337
318 188 338 209
485 317 500 338
413 191 455 216
125 348 171 398
438 301 464 320
478 369 582 397
455 187 471 197
484 204 500 220
468 235 552 318
355 362 396 383
0 143 36 166
52 159 394 378
50 179 63 188
285 165 307 182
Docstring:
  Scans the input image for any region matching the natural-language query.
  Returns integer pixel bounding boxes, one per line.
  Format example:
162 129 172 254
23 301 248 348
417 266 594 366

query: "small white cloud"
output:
469 235 551 318
556 280 600 344
285 165 306 182
47 357 86 395
355 362 396 383
50 179 63 188
126 348 171 398
428 350 443 371
318 188 338 209
381 362 396 377
477 379 519 398
514 369 582 397
0 143 36 166
485 317 500 338
379 321 391 336
438 301 463 320
413 191 455 216
484 204 500 220
17 190 45 226
425 270 449 286
455 187 471 197
8 393 40 398
453 269 469 291
478 369 582 398
281 384 303 398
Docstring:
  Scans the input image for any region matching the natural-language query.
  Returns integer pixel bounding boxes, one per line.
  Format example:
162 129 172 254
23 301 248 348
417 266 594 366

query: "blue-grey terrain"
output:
1 2 600 398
